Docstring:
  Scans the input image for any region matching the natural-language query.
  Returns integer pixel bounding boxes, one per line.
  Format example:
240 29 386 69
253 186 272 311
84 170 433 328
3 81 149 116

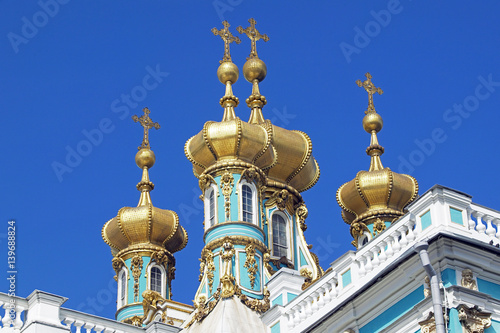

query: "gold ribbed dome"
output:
102 108 188 257
336 73 418 246
185 19 320 193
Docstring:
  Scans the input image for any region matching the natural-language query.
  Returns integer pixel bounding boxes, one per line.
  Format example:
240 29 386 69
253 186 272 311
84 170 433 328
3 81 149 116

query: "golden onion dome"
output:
185 20 319 192
102 108 188 256
336 73 418 244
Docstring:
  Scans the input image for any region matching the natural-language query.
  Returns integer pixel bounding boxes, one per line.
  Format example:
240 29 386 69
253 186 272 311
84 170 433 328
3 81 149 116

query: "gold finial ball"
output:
243 58 267 83
217 62 239 84
362 112 383 133
135 148 156 169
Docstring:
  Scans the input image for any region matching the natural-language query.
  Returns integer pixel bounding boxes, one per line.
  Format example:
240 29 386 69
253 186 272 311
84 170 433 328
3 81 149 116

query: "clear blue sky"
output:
1 1 499 320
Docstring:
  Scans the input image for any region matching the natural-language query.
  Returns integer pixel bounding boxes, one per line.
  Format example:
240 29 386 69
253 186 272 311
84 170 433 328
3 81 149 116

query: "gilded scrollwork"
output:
418 309 449 333
142 290 168 325
265 189 292 212
263 251 274 275
111 257 126 280
235 286 270 313
123 315 143 327
458 304 491 333
151 250 170 270
201 248 215 294
300 267 313 290
350 221 369 248
240 167 264 186
243 244 258 289
220 170 234 220
373 218 386 236
295 203 308 231
167 266 176 299
198 174 217 200
131 255 143 302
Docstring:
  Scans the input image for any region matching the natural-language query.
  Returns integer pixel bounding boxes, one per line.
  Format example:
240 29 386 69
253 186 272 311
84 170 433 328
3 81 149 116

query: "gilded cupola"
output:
102 108 188 256
336 73 418 247
185 19 320 193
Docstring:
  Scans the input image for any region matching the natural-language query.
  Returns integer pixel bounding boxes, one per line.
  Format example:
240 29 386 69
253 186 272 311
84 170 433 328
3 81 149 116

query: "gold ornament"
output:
461 268 478 291
132 107 160 150
243 244 258 289
373 218 386 236
212 21 241 64
458 304 491 333
131 255 143 302
237 18 269 60
220 170 234 221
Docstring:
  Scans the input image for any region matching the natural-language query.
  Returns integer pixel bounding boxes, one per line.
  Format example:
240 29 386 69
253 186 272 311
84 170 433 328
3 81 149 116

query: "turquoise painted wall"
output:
441 268 456 288
478 278 500 299
359 286 424 333
448 308 462 333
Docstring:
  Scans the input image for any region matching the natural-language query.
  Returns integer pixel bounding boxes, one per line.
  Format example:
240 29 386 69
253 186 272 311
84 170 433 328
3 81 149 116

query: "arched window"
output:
204 185 218 231
242 184 253 223
117 268 127 308
150 266 162 294
209 190 216 227
272 213 288 258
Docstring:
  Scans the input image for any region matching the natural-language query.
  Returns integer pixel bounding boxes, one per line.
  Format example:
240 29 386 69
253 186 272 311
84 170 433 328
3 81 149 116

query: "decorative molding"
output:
300 267 313 290
130 255 143 302
200 248 215 294
111 257 126 280
123 315 143 327
461 268 478 291
295 203 308 231
141 290 168 326
350 221 369 248
198 174 217 198
458 304 491 333
205 235 268 255
167 266 176 299
424 275 431 298
418 308 449 333
244 244 258 289
265 189 293 213
373 218 386 236
220 239 236 298
220 170 235 221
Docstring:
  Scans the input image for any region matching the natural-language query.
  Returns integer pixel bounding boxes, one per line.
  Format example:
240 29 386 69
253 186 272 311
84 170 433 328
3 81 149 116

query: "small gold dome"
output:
136 148 155 169
102 205 188 256
243 58 267 83
217 62 239 84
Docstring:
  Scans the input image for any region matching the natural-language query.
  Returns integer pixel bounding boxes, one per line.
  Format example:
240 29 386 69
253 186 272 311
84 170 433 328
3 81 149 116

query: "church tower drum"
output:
184 20 323 322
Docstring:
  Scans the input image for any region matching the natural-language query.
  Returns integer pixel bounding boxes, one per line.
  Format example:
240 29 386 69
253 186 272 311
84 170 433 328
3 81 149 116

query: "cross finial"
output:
356 73 383 114
212 21 241 64
132 107 160 150
237 18 269 59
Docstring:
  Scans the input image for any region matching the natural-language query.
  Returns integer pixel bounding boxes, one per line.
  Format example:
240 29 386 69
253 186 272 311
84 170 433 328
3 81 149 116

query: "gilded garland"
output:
131 255 143 302
200 248 216 294
243 244 258 289
220 170 234 220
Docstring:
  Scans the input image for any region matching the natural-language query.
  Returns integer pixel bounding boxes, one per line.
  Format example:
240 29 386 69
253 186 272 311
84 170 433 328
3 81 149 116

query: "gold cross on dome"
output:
212 21 241 64
356 73 383 113
132 107 160 149
237 18 269 59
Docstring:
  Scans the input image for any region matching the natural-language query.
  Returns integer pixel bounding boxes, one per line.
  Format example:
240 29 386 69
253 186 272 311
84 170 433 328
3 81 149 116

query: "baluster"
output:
474 212 486 234
310 293 319 312
294 307 301 326
287 313 295 329
63 318 75 328
304 298 313 317
493 219 500 241
364 252 373 272
330 279 338 299
398 226 408 247
371 246 380 269
385 235 394 258
323 282 332 303
358 256 366 277
83 323 95 333
13 306 24 329
467 207 476 230
378 240 387 263
484 216 496 237
74 320 84 333
94 325 105 333
392 229 402 252
2 304 12 327
406 218 416 242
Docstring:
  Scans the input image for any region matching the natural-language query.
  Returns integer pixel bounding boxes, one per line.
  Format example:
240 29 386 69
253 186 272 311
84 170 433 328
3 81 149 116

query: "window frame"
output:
238 180 258 225
204 184 219 231
270 211 291 259
117 267 128 309
147 264 166 298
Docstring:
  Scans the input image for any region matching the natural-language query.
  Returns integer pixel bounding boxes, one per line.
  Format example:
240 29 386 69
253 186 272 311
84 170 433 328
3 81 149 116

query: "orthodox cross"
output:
356 73 383 113
237 18 269 59
212 21 241 63
132 107 160 149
